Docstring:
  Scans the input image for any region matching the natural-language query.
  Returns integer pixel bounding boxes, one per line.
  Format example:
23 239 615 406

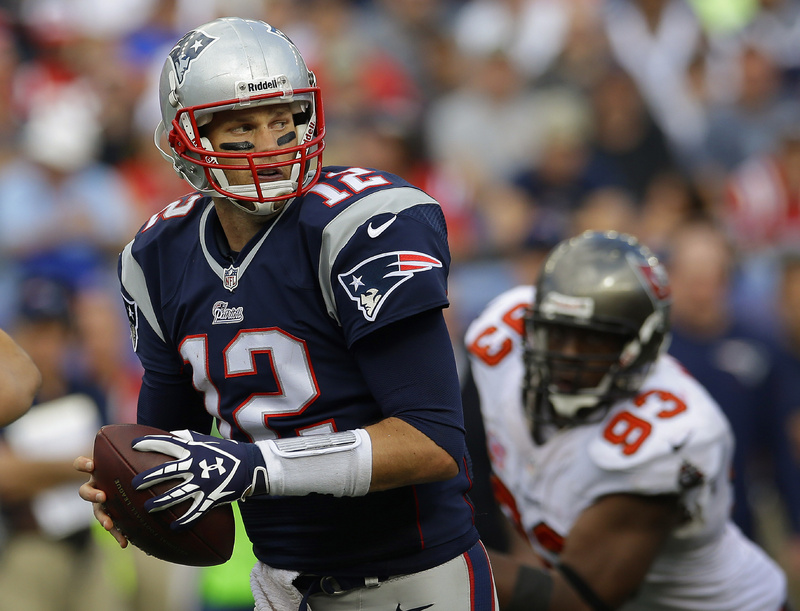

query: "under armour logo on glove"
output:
199 457 226 478
131 430 269 530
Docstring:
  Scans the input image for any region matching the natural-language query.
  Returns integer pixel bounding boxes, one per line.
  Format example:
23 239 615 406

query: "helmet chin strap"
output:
224 189 293 216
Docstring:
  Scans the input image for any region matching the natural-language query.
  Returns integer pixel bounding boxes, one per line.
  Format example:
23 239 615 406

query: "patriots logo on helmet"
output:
338 251 443 321
169 29 218 84
264 23 295 45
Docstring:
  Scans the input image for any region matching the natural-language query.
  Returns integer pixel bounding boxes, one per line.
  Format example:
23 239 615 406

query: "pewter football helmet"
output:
523 231 671 442
156 18 325 215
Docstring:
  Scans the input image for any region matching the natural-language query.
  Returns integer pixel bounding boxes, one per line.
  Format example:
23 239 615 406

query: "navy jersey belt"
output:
293 574 387 610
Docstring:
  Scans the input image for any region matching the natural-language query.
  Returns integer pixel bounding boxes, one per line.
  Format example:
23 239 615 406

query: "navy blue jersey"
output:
119 166 478 574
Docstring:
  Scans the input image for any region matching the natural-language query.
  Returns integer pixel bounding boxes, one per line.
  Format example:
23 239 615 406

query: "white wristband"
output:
255 429 373 497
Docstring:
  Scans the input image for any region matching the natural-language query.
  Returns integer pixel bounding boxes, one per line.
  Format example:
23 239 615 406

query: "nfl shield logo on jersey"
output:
338 251 442 321
223 265 240 292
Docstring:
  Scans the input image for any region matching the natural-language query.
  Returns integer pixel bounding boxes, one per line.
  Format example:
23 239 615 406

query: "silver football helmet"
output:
523 231 671 443
155 17 325 215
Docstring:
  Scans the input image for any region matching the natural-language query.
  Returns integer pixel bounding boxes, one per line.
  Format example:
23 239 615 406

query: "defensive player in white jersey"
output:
465 231 788 610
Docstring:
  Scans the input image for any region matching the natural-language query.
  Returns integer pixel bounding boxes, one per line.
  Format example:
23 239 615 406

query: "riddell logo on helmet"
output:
302 119 316 143
239 75 289 95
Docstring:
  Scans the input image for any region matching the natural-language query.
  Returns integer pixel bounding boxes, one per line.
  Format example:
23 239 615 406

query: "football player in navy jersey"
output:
73 17 497 611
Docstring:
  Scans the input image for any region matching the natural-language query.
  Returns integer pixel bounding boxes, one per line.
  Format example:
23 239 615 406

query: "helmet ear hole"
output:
291 101 311 130
199 136 213 154
199 136 230 191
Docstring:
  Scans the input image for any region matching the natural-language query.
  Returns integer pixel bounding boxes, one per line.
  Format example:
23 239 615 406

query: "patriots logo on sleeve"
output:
338 251 442 321
123 294 139 352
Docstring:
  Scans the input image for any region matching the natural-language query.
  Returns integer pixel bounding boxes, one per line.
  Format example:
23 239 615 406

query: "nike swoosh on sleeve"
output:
367 215 397 238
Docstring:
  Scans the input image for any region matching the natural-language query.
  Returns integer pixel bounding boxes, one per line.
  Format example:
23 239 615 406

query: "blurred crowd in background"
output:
0 0 799 609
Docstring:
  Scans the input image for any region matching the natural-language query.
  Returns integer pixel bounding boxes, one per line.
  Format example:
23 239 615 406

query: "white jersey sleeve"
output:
464 286 535 524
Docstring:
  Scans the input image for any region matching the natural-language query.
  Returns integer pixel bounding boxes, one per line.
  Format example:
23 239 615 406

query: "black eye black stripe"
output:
218 131 296 151
277 132 296 146
219 141 254 151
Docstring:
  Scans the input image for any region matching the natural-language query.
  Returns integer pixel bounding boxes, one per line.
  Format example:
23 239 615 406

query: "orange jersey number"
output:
468 302 527 366
602 390 687 456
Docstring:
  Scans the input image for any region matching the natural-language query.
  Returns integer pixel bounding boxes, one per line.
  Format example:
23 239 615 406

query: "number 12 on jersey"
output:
309 168 391 207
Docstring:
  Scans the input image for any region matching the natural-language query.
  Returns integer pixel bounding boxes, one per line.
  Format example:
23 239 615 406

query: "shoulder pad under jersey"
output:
587 356 732 494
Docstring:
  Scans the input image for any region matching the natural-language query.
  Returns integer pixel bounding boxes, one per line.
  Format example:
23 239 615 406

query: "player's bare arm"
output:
487 523 548 608
498 493 681 610
554 493 681 608
366 417 458 491
0 443 85 503
0 329 41 426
